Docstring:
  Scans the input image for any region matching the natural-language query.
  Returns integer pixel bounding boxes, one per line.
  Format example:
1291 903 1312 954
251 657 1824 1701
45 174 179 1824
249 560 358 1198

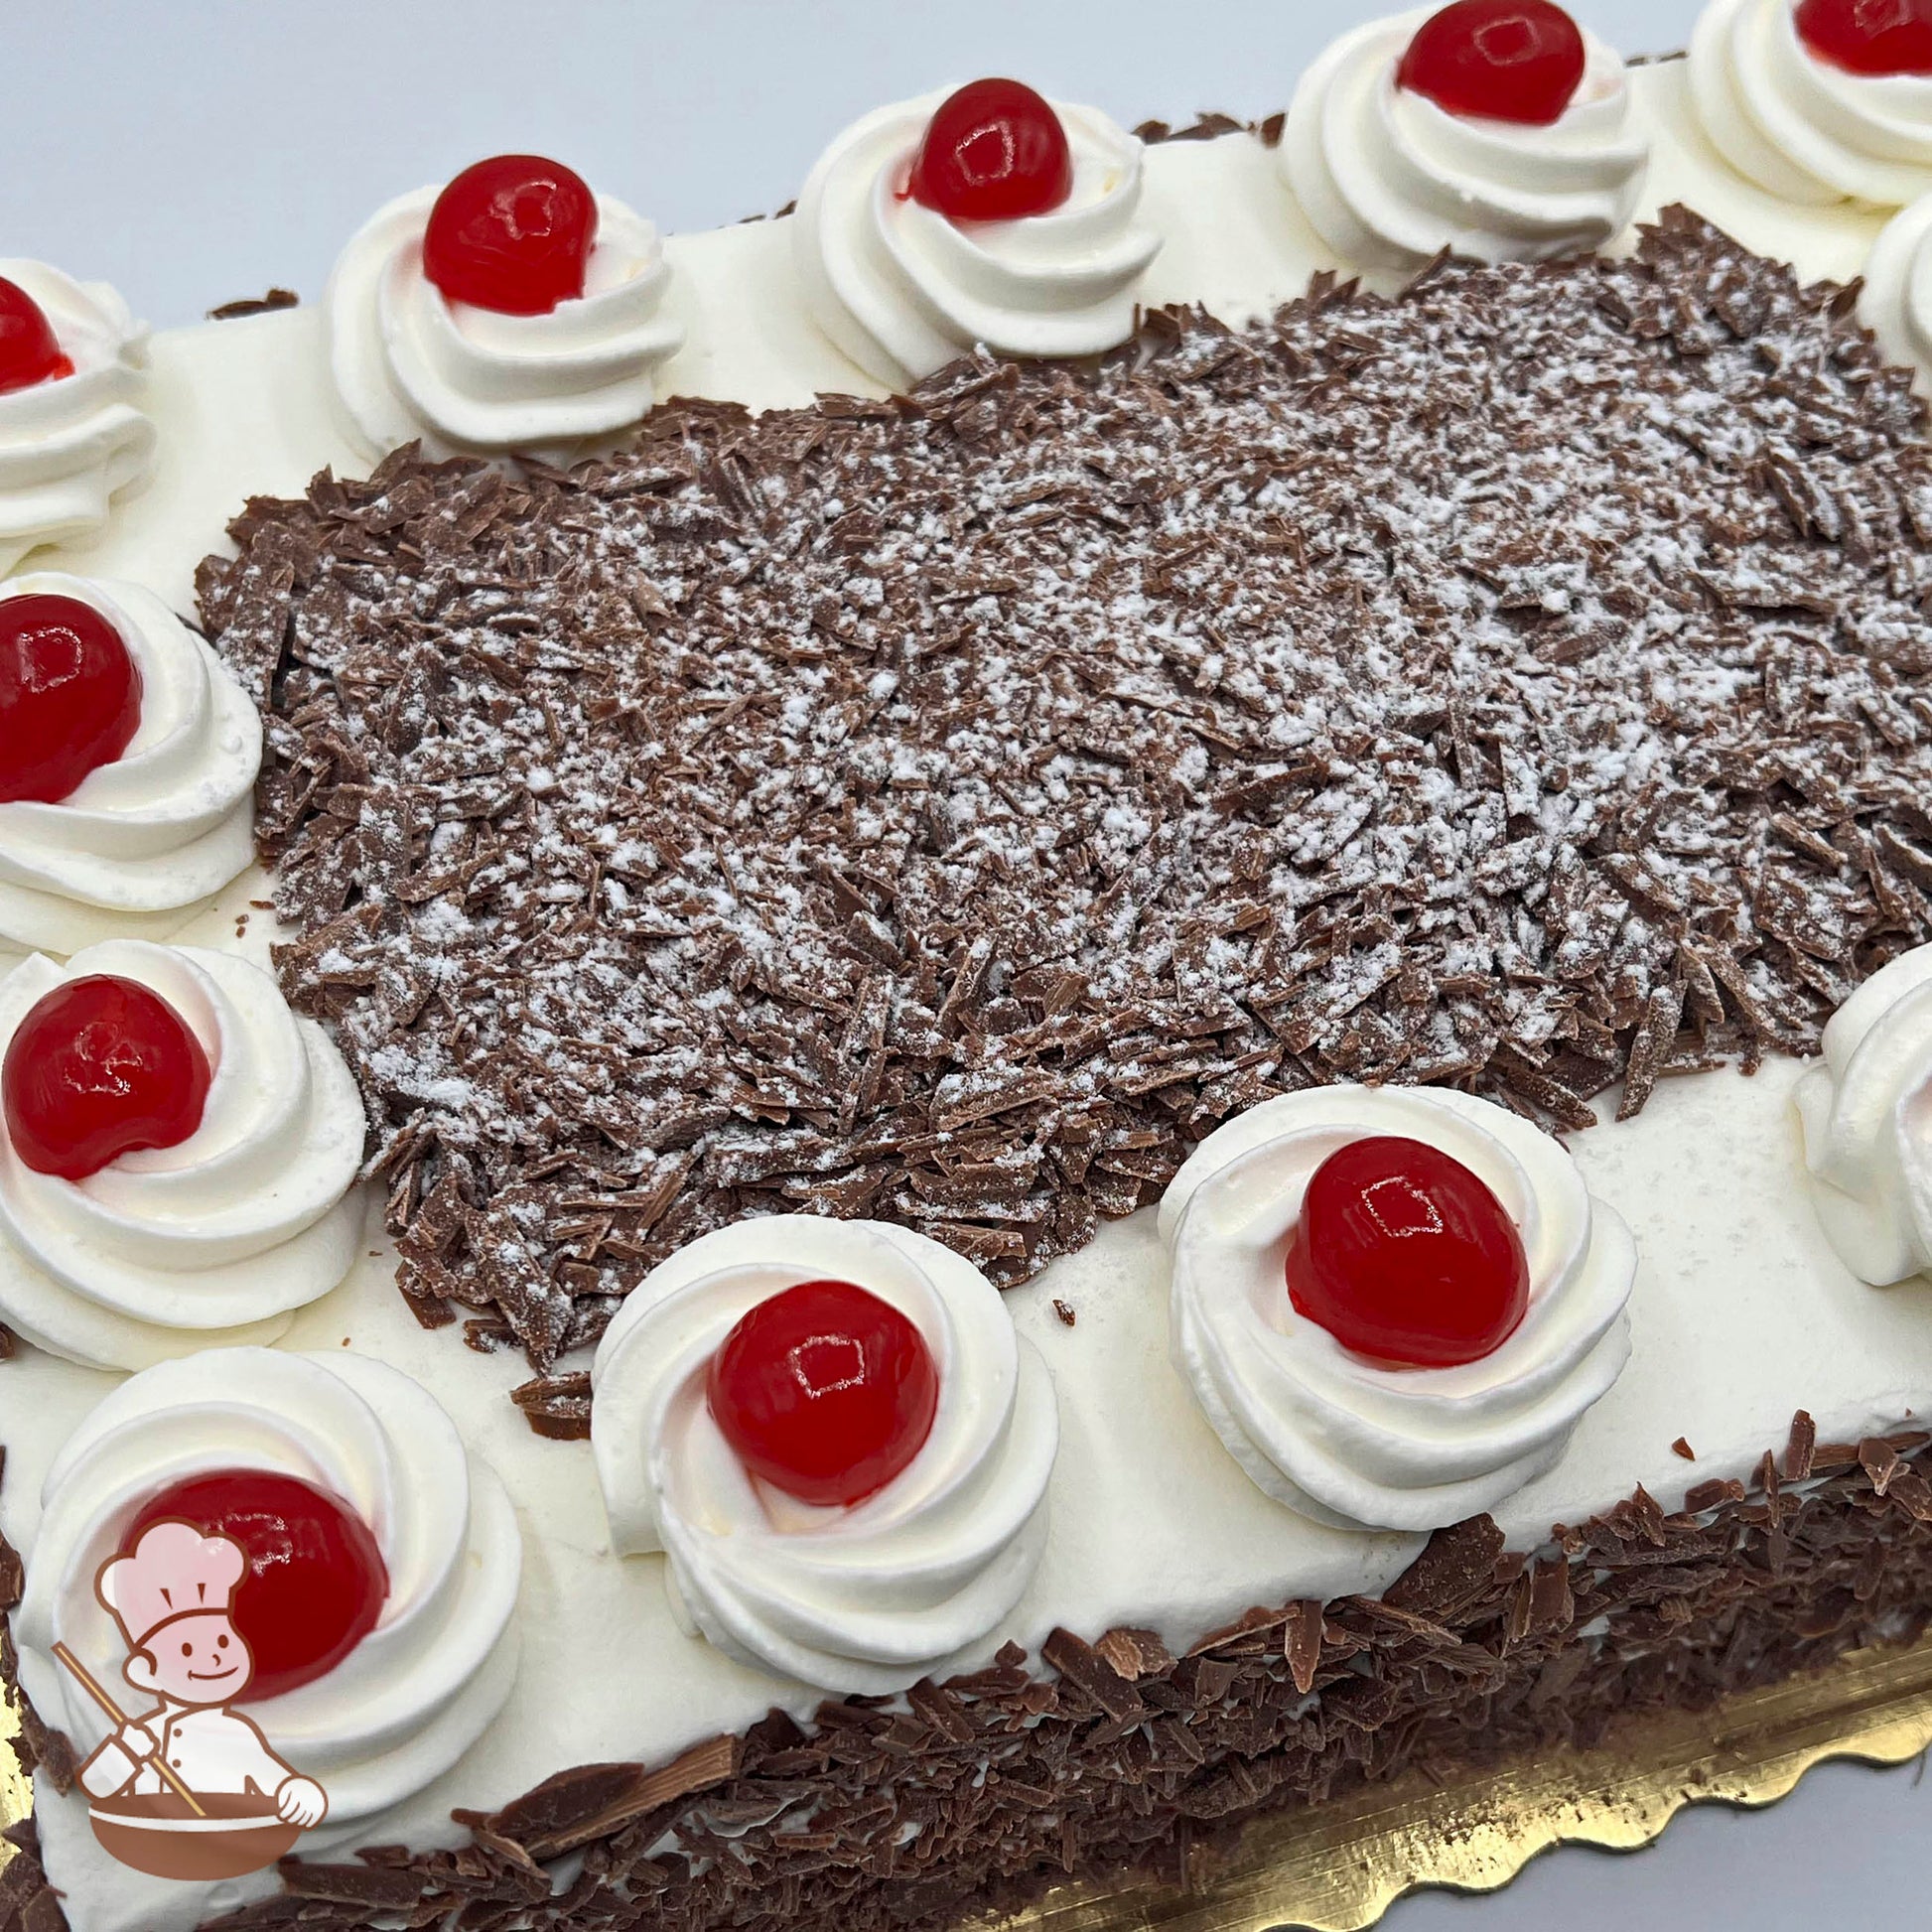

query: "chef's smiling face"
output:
125 1611 254 1708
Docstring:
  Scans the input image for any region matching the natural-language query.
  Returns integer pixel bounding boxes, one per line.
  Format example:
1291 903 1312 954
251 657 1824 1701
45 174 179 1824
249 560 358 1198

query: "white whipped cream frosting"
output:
1281 9 1649 277
1162 1085 1636 1533
1796 943 1932 1285
15 1347 521 1828
1690 0 1932 207
0 262 156 579
0 573 260 955
0 941 366 1370
324 186 683 464
793 90 1162 390
592 1215 1058 1693
1858 189 1932 383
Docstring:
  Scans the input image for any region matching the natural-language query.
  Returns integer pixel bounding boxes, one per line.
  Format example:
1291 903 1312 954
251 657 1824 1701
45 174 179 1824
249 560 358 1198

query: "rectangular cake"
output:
9 9 1932 1931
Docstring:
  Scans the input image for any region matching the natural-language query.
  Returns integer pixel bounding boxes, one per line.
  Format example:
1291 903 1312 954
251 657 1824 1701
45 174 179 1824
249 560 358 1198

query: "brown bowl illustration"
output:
87 1790 302 1880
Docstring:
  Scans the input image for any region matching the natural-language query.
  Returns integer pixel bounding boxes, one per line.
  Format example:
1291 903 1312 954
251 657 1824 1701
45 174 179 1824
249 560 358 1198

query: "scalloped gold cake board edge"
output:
7 1636 1932 1930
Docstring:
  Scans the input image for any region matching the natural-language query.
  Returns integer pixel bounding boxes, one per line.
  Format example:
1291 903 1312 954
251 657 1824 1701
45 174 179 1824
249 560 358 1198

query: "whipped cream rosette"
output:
0 941 366 1368
1859 190 1932 384
1690 0 1932 208
1281 8 1649 277
793 87 1162 390
1796 943 1932 1286
592 1215 1058 1693
325 165 683 464
15 1347 522 1827
0 574 260 954
0 261 157 577
1161 1086 1635 1533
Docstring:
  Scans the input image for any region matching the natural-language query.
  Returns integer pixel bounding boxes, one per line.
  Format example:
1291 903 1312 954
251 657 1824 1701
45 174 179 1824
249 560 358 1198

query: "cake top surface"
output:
200 213 1932 1408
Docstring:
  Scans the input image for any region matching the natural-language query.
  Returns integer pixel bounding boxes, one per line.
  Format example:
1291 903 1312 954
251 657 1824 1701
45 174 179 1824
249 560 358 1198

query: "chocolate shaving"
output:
207 288 299 321
509 1370 594 1442
1785 1409 1818 1482
1283 1599 1324 1697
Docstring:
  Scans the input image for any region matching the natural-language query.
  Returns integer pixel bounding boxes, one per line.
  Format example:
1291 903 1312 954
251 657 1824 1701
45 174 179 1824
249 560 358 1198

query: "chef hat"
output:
97 1520 247 1650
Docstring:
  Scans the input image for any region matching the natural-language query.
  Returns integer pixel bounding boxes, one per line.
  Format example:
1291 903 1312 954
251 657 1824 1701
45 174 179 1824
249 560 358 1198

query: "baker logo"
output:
59 1520 330 1881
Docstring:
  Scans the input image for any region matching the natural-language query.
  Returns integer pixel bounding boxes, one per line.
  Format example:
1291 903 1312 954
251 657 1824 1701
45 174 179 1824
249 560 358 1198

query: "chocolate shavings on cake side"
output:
198 211 1932 1421
13 1414 1932 1932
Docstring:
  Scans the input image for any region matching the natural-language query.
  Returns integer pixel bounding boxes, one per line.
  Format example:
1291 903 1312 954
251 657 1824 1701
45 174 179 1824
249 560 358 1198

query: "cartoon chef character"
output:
75 1519 328 1828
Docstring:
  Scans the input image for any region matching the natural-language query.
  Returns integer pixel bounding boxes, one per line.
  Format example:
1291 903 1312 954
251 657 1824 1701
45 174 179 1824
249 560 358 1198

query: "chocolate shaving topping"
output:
195 213 1932 1409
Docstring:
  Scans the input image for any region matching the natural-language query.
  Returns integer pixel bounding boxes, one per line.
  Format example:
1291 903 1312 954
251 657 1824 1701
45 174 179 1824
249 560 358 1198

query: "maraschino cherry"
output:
708 1279 939 1506
907 78 1074 222
0 278 73 395
3 976 211 1181
0 593 142 805
1396 0 1587 126
126 1469 388 1701
422 154 599 316
1796 0 1932 76
1284 1135 1529 1369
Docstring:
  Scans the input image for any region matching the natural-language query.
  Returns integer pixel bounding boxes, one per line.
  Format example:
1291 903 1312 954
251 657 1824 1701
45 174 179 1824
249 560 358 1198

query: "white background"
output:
9 3 1932 1927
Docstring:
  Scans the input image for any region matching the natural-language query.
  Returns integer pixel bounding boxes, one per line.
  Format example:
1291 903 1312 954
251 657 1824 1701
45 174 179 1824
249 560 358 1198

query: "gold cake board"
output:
6 1637 1932 1928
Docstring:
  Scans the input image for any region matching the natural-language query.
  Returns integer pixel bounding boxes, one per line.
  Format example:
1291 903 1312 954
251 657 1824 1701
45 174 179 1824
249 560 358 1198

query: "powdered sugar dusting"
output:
200 212 1932 1410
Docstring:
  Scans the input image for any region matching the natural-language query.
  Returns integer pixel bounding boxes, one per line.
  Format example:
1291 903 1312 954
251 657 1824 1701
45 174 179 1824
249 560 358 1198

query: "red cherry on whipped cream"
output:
907 78 1074 222
1284 1135 1530 1368
1396 0 1587 126
127 1469 389 1701
1796 0 1932 76
421 154 599 317
0 278 74 395
3 975 210 1181
708 1278 940 1506
0 593 142 805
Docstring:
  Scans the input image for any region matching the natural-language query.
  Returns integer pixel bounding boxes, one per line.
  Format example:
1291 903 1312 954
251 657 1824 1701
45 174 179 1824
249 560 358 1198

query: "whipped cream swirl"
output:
593 1216 1058 1693
1858 191 1932 383
0 261 156 577
1796 944 1932 1285
793 91 1162 390
1690 0 1932 207
1161 1086 1635 1533
1281 11 1649 277
0 942 366 1369
325 187 683 463
0 574 260 954
15 1347 521 1827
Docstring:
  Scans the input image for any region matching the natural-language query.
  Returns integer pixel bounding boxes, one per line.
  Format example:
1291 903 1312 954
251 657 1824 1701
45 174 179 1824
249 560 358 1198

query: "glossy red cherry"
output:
1796 0 1932 75
1396 0 1587 126
906 78 1074 222
0 278 73 395
708 1279 940 1506
1284 1135 1530 1369
421 154 599 316
3 976 211 1181
127 1469 388 1702
0 594 142 805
